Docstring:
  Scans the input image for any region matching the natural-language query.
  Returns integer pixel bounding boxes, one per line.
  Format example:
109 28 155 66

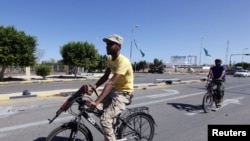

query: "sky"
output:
1 0 250 65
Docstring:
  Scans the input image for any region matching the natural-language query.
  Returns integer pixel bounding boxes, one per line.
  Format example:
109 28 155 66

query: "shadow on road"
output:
33 137 46 141
167 102 203 112
33 136 83 141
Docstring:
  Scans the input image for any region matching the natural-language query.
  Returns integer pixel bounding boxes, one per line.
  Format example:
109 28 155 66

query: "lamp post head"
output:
134 25 139 28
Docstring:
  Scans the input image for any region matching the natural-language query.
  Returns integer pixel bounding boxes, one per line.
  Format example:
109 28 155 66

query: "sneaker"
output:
217 100 222 107
217 104 221 108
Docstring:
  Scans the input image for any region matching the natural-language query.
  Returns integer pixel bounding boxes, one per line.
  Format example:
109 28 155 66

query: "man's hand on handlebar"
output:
86 100 97 107
85 84 98 96
86 89 94 96
216 78 223 81
213 78 224 82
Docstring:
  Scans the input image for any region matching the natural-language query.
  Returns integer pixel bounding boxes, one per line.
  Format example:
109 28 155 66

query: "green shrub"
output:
35 65 51 79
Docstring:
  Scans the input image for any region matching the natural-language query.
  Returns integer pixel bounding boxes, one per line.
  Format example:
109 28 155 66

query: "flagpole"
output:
129 25 139 62
199 37 204 72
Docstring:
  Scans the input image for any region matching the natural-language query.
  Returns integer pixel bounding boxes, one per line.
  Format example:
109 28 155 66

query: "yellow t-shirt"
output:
107 54 134 93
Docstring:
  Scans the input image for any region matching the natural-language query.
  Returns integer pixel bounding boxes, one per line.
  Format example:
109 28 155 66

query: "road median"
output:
0 79 203 101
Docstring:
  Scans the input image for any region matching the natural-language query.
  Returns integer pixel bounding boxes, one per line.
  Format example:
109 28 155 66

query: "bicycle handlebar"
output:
211 79 224 82
48 84 93 124
207 77 224 82
88 84 99 97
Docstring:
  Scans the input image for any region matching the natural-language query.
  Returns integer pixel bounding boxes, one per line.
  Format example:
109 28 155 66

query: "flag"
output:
134 39 139 49
203 48 211 57
134 39 145 57
139 49 145 57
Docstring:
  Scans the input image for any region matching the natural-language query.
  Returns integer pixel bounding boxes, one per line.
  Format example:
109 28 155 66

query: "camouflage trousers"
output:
215 81 225 100
96 88 131 141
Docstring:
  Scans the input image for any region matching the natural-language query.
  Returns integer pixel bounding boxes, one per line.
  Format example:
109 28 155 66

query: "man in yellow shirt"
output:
86 34 134 141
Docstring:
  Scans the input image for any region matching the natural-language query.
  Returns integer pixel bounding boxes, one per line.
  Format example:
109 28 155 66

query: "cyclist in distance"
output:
86 34 134 141
208 59 226 107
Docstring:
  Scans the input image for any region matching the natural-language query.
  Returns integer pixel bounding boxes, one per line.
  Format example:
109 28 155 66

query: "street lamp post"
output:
242 48 248 63
129 25 139 62
230 53 250 67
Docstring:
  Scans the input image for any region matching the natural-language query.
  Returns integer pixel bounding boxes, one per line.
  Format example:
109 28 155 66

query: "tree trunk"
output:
73 66 78 78
0 65 6 81
42 76 46 80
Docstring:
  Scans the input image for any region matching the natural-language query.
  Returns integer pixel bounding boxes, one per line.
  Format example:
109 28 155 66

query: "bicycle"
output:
202 78 224 113
46 84 156 141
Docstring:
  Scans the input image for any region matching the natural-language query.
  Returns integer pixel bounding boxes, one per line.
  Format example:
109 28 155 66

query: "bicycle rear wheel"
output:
118 112 155 141
46 123 92 141
202 93 215 113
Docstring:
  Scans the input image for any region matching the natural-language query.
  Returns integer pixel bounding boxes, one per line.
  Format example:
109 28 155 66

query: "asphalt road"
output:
1 75 250 141
0 73 206 95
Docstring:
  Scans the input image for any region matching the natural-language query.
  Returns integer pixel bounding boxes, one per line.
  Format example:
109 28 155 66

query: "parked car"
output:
234 70 250 77
226 69 235 75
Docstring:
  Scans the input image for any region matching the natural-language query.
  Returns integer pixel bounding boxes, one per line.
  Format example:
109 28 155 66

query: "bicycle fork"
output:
64 117 81 141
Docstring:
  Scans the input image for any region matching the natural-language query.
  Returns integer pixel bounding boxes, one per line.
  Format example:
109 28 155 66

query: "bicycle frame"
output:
48 84 154 140
79 103 152 139
203 78 224 113
81 109 104 134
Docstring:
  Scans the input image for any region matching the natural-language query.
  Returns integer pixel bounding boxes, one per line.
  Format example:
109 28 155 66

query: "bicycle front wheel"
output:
202 93 215 113
46 123 92 141
118 112 155 141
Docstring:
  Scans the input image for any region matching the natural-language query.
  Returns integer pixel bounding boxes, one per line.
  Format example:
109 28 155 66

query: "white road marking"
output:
0 84 248 133
133 89 179 100
185 96 244 116
0 91 200 133
128 92 203 108
222 96 243 106
186 113 198 116
226 84 250 89
0 116 72 133
0 107 18 118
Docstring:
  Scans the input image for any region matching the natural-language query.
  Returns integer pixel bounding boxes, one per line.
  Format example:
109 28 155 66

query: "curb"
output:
0 78 91 85
0 80 203 101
